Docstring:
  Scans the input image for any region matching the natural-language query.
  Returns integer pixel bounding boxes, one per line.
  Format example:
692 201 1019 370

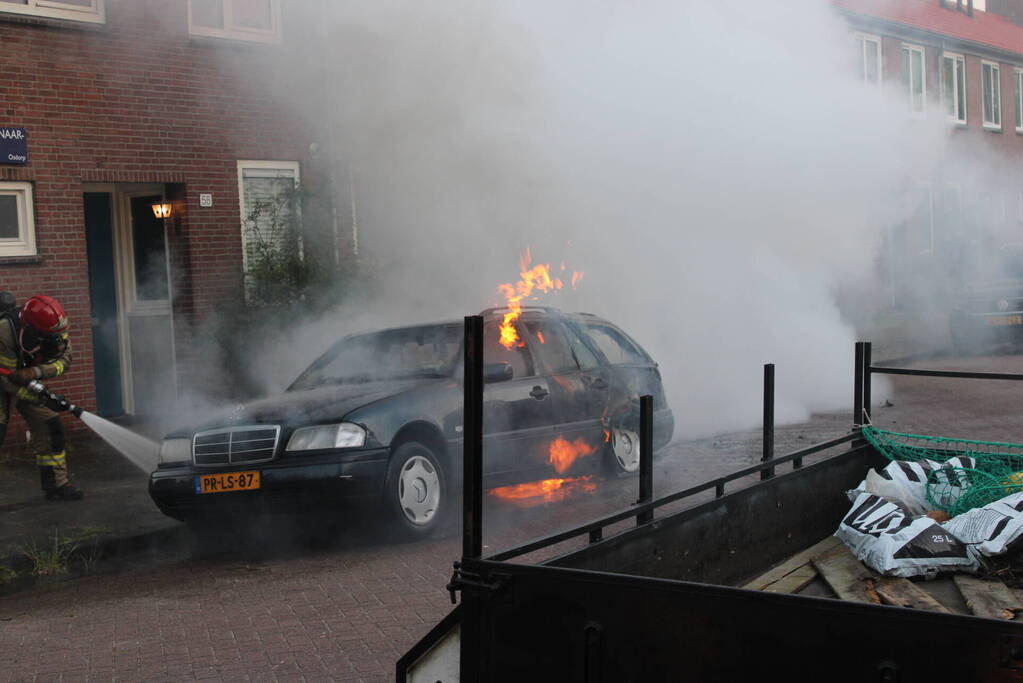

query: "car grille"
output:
192 425 281 467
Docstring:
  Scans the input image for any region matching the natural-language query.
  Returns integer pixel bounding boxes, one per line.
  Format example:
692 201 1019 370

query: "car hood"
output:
165 379 434 437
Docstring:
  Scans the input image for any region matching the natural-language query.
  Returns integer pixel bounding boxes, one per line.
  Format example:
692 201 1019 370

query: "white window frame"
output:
0 0 104 24
1015 68 1023 133
901 43 926 115
855 33 883 88
943 52 967 124
237 160 301 294
188 0 281 44
982 60 1002 130
0 182 36 258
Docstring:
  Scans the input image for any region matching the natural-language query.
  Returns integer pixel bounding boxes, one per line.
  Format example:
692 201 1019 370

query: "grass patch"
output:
0 565 17 585
17 529 82 577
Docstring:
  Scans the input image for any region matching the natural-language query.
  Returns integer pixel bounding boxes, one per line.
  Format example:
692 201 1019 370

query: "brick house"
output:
0 0 340 434
835 0 1023 308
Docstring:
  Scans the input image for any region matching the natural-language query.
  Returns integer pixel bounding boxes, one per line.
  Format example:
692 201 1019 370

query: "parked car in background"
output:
148 308 674 537
950 244 1023 355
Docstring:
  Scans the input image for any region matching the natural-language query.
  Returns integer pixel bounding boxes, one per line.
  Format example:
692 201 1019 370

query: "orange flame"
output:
489 476 597 506
537 331 546 344
497 248 584 349
548 436 595 474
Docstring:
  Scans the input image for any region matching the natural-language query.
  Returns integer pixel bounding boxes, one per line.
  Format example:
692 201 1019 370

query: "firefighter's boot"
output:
46 482 83 501
39 462 82 501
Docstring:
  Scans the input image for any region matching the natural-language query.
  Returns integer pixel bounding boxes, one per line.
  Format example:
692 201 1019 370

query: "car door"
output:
578 321 663 424
481 320 559 479
521 318 609 471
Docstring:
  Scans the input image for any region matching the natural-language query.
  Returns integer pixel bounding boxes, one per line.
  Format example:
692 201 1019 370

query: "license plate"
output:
988 315 1023 326
195 471 261 494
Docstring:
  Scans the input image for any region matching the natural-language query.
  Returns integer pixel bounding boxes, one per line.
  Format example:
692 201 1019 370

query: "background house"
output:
836 0 1023 308
0 0 347 436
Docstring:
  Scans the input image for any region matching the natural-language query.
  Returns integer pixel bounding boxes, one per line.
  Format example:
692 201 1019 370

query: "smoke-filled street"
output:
6 0 1023 678
2 351 1023 681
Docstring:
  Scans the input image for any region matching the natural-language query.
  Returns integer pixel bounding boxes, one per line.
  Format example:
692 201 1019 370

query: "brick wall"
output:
0 0 324 439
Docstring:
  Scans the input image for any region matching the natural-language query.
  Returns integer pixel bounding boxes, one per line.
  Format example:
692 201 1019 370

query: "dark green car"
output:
149 307 674 537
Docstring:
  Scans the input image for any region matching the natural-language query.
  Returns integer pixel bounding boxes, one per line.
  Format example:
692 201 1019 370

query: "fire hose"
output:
0 367 84 418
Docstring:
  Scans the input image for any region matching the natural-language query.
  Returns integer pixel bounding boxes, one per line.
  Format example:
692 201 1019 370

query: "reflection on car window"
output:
564 325 601 370
524 320 579 374
583 324 645 365
291 324 461 389
483 321 532 378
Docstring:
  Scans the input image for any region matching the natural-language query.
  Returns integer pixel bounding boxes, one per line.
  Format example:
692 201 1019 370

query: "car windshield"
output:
290 324 462 390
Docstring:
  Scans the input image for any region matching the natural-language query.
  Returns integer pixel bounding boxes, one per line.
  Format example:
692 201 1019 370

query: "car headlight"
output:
286 423 367 452
159 438 191 465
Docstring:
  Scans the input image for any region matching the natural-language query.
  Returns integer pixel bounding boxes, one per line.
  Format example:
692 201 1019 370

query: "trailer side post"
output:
853 341 864 426
761 363 775 479
463 315 484 560
637 394 654 525
863 341 872 425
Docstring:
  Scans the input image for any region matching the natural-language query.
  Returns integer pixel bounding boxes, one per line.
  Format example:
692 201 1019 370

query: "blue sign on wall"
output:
0 128 27 165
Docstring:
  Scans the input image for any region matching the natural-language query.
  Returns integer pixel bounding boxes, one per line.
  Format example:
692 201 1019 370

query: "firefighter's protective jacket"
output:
0 313 73 406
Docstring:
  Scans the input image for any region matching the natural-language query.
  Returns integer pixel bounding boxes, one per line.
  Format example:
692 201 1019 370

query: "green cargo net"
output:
861 426 1023 516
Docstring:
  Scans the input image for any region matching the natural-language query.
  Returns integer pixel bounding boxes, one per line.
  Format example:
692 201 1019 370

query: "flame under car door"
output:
481 321 558 478
521 319 610 466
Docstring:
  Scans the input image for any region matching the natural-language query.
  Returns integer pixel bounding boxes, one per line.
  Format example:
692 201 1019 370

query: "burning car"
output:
148 307 674 537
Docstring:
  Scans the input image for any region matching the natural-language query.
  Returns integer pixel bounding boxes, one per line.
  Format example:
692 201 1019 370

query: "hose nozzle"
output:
24 380 83 418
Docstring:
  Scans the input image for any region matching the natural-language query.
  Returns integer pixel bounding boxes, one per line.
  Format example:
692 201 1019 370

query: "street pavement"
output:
6 345 1023 680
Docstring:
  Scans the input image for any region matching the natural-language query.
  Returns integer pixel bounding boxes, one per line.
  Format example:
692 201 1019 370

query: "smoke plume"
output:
252 0 958 438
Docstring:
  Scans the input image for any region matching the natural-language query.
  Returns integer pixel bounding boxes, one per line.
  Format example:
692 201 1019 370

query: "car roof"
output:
344 308 613 340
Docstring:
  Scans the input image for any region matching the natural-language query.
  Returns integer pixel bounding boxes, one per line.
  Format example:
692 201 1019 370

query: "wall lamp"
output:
151 202 173 219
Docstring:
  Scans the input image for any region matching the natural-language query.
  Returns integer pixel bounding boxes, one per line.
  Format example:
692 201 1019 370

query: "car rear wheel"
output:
606 426 641 474
384 441 447 537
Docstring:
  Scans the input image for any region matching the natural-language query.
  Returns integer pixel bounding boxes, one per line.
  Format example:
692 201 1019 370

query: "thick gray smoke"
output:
250 0 955 438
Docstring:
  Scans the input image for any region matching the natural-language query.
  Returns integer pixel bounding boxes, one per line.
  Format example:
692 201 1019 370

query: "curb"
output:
0 524 183 596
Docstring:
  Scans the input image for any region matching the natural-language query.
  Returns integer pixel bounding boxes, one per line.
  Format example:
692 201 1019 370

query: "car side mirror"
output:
483 362 514 384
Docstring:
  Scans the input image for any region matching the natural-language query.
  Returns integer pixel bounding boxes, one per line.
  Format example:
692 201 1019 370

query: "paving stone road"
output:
2 352 1023 681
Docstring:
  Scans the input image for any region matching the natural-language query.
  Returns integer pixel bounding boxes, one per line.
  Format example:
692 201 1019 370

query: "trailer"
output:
398 327 1023 682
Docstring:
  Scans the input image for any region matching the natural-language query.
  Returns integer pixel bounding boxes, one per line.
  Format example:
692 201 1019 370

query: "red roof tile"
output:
834 0 1023 55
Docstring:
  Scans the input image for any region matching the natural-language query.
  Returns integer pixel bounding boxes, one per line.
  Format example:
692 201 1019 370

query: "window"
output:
856 34 882 87
982 60 1002 129
582 324 646 365
0 0 103 23
0 182 35 258
907 186 934 255
901 44 926 114
189 0 280 43
483 322 533 379
1015 69 1023 132
943 53 967 123
237 160 300 298
523 321 579 374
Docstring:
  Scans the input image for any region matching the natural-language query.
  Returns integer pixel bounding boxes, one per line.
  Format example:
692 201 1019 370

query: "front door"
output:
82 185 177 417
121 192 176 416
84 192 124 417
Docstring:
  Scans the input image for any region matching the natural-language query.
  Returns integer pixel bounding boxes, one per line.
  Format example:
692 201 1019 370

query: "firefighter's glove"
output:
7 368 37 386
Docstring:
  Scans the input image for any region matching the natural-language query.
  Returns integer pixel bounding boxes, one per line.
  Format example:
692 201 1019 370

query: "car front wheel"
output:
384 441 447 537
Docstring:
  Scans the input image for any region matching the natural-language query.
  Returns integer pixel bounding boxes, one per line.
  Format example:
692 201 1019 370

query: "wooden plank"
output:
764 564 817 594
742 536 841 591
875 577 952 613
954 575 1023 621
810 543 881 604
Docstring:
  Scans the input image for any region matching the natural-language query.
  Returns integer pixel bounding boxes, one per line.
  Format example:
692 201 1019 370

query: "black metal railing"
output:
854 340 1023 426
488 432 856 562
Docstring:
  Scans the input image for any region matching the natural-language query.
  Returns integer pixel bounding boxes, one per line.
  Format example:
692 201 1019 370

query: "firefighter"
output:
0 295 82 501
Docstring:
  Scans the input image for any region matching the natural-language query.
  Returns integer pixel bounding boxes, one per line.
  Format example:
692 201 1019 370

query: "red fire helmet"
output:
20 295 69 335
